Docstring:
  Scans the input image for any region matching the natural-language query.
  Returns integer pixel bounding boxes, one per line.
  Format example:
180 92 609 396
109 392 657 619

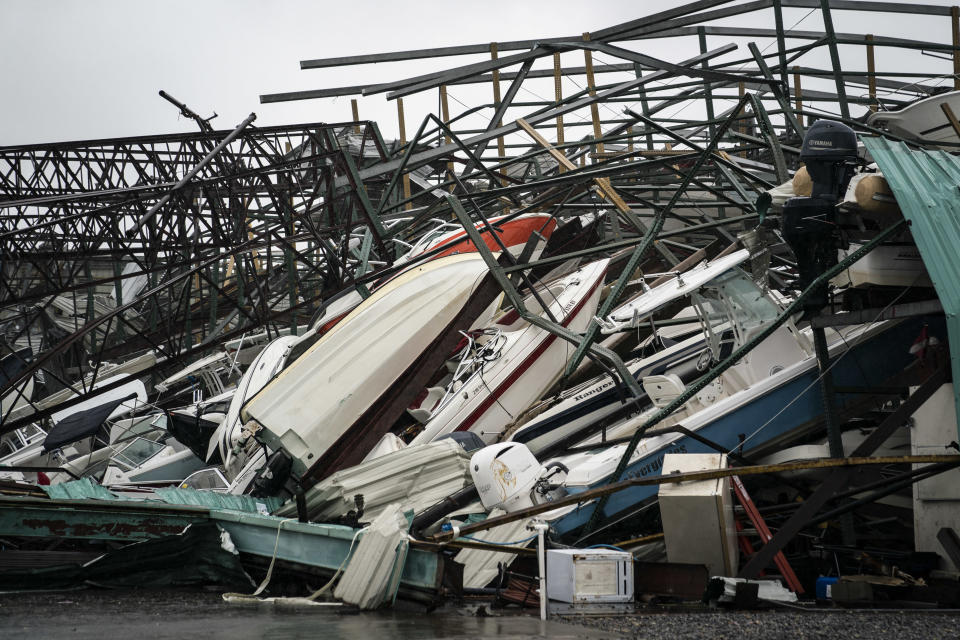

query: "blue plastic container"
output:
816 576 839 599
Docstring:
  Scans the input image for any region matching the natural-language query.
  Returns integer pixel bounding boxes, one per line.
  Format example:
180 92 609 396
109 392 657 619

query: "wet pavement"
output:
0 589 611 640
5 589 960 639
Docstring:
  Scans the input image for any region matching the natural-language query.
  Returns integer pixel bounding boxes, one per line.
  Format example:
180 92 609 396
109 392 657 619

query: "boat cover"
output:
166 410 223 464
43 392 138 452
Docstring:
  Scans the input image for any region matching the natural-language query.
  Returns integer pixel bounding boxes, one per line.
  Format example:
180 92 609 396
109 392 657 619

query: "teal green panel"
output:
209 510 440 591
862 136 960 436
41 477 127 501
153 486 284 513
41 479 285 514
0 496 207 541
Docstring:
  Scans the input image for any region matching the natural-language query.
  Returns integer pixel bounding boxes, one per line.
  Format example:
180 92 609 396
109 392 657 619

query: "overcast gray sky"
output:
2 1 958 146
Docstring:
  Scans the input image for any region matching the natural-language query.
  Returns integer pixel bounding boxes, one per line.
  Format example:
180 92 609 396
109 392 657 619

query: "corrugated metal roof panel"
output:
41 478 284 514
153 486 284 514
861 135 960 434
863 136 960 304
42 477 126 501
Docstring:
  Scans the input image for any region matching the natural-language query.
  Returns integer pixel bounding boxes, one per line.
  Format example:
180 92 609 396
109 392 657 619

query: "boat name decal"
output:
626 444 688 479
573 380 614 402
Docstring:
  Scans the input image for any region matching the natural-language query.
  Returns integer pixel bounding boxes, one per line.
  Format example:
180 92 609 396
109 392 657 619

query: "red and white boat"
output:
397 213 556 264
306 213 557 341
408 258 610 446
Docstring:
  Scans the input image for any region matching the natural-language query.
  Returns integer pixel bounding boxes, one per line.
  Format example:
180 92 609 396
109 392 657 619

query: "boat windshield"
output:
179 467 229 491
692 269 780 357
111 437 165 471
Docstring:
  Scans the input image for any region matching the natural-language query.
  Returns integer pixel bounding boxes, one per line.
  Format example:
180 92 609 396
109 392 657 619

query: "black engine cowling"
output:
782 120 859 311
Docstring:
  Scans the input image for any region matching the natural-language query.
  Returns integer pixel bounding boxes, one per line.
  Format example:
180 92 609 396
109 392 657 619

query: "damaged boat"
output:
237 253 496 494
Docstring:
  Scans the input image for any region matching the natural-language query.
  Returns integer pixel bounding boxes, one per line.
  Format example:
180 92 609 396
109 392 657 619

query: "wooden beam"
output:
430 454 960 541
953 6 960 90
517 117 629 213
553 52 565 173
793 66 804 121
941 102 960 137
350 99 360 133
583 32 604 156
738 81 746 157
490 43 507 184
439 84 455 192
396 98 412 210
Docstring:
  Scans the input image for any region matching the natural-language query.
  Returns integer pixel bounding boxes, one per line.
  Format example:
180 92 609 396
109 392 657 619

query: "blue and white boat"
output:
476 251 942 539
544 313 937 538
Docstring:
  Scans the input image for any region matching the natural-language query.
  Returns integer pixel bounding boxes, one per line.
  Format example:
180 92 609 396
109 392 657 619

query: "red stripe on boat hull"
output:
453 266 606 435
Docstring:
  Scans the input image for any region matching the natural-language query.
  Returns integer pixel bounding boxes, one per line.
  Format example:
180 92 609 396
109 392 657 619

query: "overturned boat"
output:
238 253 497 493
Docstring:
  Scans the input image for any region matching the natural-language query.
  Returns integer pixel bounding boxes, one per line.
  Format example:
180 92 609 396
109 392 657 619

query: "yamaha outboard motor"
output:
781 120 859 312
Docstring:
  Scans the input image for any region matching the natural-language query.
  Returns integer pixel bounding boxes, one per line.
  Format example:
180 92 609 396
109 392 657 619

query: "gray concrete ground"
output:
0 589 612 640
559 609 960 639
3 589 960 639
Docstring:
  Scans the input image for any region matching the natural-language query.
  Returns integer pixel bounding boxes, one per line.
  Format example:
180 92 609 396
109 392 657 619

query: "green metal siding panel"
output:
0 496 208 541
153 486 284 513
41 479 284 513
210 510 442 592
41 477 126 501
861 136 960 433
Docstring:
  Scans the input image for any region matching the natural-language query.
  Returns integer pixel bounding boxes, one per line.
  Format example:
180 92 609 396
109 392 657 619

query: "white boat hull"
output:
410 259 609 445
241 254 492 478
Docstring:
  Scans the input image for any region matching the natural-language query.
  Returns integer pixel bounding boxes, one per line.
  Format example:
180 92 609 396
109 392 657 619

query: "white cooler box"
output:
546 548 634 603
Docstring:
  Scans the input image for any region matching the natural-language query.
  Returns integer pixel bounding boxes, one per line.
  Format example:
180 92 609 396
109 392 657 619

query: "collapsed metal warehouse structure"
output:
5 0 958 424
3 0 960 595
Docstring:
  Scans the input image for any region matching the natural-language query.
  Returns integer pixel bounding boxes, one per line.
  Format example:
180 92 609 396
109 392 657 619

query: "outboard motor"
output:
782 120 859 311
249 449 293 498
471 442 543 513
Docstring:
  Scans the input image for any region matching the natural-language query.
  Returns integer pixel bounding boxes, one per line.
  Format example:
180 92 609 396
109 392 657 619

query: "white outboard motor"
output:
471 442 544 513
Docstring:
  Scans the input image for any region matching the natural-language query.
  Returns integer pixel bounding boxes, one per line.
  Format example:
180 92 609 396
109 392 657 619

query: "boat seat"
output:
406 386 447 423
642 374 686 408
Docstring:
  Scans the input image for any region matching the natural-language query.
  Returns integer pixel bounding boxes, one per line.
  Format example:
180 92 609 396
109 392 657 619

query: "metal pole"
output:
866 34 877 112
820 0 851 119
812 325 855 545
773 0 790 93
128 112 257 236
814 327 843 459
531 521 549 620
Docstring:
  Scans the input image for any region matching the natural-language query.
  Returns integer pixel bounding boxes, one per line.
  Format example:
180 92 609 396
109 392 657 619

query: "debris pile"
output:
2 0 960 615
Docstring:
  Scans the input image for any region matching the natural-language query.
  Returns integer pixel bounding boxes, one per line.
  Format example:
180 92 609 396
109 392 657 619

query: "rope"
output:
586 543 626 552
305 525 369 600
222 516 296 601
221 518 368 604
